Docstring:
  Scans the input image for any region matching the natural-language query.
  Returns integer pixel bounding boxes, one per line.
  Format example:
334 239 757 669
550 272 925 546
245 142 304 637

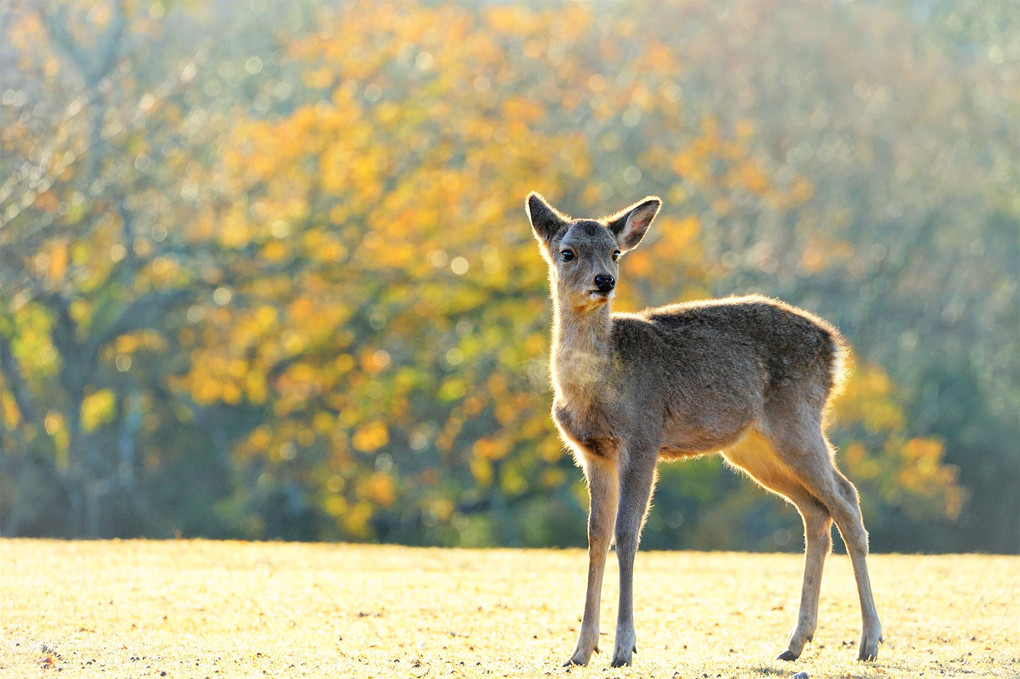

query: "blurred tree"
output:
170 2 967 550
1 0 1008 553
0 0 234 536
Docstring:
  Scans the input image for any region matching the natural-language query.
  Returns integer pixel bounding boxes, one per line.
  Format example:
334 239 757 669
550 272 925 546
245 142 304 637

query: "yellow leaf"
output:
81 389 116 432
363 471 396 507
352 421 389 453
261 241 288 262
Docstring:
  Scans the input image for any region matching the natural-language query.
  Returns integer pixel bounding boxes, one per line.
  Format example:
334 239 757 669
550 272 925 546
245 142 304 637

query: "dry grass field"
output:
0 540 1016 678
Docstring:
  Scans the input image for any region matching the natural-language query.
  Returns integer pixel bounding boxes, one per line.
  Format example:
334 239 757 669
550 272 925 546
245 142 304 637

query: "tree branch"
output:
0 334 38 427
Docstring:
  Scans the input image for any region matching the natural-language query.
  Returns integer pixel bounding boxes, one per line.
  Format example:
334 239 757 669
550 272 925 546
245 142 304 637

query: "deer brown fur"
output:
525 192 881 668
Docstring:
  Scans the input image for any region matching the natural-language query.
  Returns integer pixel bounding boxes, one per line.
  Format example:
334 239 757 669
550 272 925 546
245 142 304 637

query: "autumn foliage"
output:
1 1 1016 551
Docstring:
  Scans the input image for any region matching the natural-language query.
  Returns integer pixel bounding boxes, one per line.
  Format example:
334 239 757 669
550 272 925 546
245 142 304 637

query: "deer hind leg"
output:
778 492 832 660
565 456 619 667
722 432 832 661
611 450 658 668
766 416 883 661
827 462 882 661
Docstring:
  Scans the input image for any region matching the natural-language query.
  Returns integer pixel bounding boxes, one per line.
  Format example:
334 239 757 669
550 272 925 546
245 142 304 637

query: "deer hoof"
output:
857 628 882 661
610 644 636 667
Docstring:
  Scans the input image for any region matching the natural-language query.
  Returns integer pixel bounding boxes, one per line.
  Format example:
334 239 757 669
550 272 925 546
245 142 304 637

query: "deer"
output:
525 192 882 668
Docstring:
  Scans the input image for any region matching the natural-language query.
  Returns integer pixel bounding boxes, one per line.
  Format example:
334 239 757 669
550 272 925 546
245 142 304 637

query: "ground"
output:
0 540 1016 678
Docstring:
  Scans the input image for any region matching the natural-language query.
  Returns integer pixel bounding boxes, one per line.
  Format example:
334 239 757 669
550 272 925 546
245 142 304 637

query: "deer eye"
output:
560 249 575 262
612 250 621 262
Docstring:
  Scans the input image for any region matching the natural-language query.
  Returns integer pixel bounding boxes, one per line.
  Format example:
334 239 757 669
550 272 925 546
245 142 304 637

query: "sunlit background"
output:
1 0 1016 553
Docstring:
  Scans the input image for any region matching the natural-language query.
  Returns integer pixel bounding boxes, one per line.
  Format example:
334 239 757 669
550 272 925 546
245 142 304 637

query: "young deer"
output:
525 192 882 668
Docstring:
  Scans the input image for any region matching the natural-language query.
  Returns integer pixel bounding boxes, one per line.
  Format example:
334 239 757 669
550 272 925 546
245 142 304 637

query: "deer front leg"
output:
611 454 658 668
565 458 619 667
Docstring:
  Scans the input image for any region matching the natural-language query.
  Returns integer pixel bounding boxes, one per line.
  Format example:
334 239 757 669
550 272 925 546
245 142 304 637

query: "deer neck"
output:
551 294 613 408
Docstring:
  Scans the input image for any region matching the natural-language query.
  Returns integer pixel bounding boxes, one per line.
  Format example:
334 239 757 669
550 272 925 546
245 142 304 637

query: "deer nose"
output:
594 274 615 293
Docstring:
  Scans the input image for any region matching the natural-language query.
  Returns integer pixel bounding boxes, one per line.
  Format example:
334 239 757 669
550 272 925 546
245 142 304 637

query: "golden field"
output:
1 541 1016 678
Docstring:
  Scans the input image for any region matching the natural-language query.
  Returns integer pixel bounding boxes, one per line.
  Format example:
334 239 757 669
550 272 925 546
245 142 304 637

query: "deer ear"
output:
607 196 661 251
526 192 568 244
